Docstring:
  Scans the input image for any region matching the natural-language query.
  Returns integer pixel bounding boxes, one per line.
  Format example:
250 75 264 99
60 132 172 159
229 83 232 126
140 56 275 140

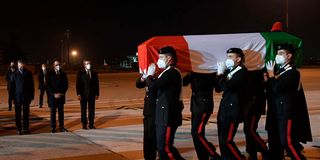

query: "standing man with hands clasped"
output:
146 46 185 160
47 59 69 133
216 48 248 160
38 64 49 108
76 59 99 130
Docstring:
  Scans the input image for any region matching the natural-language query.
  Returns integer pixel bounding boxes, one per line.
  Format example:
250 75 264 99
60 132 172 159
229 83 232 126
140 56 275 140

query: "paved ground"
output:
0 68 320 159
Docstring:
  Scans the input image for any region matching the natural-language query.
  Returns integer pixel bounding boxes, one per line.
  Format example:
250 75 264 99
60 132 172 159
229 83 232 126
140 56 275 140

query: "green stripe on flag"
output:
260 32 303 67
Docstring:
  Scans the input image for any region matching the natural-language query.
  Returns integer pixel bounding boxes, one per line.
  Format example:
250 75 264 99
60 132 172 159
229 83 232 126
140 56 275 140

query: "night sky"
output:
0 0 319 64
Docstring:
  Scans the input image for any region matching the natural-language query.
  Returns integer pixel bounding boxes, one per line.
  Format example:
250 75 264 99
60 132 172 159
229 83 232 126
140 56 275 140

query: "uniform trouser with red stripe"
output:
267 114 285 160
268 116 306 160
279 118 306 160
156 125 185 160
191 112 218 160
218 120 245 160
143 116 157 160
244 114 269 156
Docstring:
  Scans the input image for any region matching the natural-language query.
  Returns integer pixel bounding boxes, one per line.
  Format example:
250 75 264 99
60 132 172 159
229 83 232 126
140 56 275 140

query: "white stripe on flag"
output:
183 33 266 73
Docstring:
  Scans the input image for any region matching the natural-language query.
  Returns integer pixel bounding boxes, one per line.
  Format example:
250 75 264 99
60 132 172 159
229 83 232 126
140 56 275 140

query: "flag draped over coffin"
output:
138 32 303 73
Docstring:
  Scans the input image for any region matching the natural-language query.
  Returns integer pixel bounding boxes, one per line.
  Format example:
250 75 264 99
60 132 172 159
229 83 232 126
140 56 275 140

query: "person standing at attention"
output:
76 59 99 129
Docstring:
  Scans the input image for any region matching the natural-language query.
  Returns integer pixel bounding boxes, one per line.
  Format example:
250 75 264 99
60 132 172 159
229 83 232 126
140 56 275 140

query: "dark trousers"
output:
14 103 30 131
244 114 269 156
156 125 185 160
50 101 65 129
8 91 14 109
39 87 49 106
218 120 245 160
268 116 306 160
191 112 218 160
143 116 157 160
80 96 95 127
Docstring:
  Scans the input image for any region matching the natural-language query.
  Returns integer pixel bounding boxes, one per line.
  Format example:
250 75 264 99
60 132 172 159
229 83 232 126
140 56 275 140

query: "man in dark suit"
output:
38 64 49 108
47 59 69 133
216 48 248 160
146 46 185 160
76 59 99 129
5 62 16 111
11 60 35 135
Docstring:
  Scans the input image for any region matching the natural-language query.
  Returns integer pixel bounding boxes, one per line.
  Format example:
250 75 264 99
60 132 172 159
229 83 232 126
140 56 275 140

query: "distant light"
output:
71 50 77 56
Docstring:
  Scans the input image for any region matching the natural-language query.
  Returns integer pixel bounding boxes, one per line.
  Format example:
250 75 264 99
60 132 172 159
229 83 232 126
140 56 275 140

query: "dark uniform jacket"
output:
136 78 157 117
183 72 216 113
38 69 49 89
47 70 68 104
147 66 183 126
266 64 312 142
216 65 248 122
11 68 35 105
76 68 99 99
243 70 267 117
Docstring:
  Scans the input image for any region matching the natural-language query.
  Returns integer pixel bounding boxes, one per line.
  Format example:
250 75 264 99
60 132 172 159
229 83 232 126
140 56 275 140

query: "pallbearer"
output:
183 72 221 160
265 44 312 160
146 46 185 160
136 68 158 160
216 48 248 160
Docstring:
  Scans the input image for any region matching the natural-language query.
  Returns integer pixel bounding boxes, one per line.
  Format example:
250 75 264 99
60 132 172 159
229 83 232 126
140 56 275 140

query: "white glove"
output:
141 69 148 79
265 61 275 71
147 63 156 76
217 62 226 75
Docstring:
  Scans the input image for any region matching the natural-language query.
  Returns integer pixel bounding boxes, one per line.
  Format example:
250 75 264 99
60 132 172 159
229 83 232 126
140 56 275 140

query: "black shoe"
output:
262 153 269 160
209 152 222 160
82 125 87 129
297 143 304 151
248 152 258 160
51 128 56 133
60 127 68 132
39 105 42 108
17 130 23 135
89 126 96 129
23 130 31 135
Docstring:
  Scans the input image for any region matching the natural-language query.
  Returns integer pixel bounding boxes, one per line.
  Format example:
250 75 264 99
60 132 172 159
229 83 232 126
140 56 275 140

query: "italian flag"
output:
138 32 303 73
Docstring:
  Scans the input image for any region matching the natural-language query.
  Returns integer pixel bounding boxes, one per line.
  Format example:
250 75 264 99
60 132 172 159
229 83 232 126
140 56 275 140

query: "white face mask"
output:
42 67 46 70
225 59 235 70
85 64 91 70
55 65 60 71
157 59 167 69
275 55 286 65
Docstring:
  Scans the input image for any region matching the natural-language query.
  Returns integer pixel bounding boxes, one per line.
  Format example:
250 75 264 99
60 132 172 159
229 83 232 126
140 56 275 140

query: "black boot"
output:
248 152 258 160
210 152 222 160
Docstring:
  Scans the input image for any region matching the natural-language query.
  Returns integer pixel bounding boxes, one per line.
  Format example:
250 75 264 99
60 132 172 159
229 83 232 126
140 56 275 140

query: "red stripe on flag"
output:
137 36 191 73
